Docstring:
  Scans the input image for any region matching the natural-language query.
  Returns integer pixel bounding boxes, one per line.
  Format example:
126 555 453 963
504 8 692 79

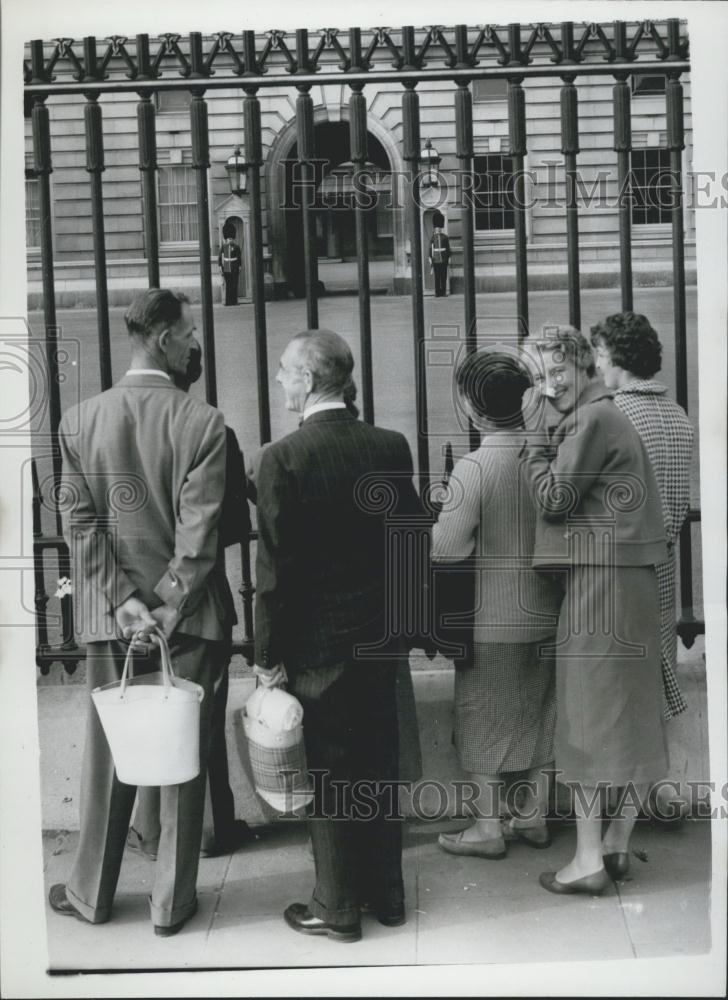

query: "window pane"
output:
156 90 193 113
472 78 507 102
632 75 666 96
473 153 515 231
158 164 198 242
630 147 671 226
25 178 41 248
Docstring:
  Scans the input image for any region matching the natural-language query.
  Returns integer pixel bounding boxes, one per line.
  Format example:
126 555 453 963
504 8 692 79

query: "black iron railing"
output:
24 21 702 671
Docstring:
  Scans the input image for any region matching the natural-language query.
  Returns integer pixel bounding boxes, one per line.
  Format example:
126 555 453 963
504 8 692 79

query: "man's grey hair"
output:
291 329 358 403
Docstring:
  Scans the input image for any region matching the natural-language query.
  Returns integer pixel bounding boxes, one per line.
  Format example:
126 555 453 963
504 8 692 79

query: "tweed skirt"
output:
453 640 556 774
554 564 669 787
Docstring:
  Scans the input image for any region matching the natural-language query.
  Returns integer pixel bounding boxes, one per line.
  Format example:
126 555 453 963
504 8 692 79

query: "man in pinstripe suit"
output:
254 329 423 942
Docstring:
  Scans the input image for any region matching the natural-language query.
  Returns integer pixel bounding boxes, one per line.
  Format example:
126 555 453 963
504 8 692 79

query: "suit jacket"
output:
58 372 227 644
216 426 252 632
254 409 423 674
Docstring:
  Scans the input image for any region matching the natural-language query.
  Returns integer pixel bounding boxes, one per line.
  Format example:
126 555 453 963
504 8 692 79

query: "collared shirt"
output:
302 400 347 421
124 368 171 381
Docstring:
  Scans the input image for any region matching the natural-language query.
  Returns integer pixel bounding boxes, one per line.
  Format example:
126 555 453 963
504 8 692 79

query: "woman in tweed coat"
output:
432 351 561 859
590 313 694 721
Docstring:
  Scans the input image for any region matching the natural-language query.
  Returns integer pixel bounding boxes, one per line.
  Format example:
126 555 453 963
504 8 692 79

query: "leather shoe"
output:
438 830 507 860
603 852 630 880
374 904 406 928
539 869 609 896
200 820 256 858
154 897 198 937
284 902 362 942
361 900 407 927
126 826 158 861
503 818 552 849
48 883 93 923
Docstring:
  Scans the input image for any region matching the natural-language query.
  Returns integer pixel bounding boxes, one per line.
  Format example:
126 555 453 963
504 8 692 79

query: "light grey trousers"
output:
66 635 223 927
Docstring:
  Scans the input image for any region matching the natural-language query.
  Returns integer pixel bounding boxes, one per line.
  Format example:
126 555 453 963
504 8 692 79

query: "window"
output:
473 154 515 231
155 90 192 113
25 175 41 249
158 164 198 243
630 148 672 225
631 75 666 97
472 78 508 102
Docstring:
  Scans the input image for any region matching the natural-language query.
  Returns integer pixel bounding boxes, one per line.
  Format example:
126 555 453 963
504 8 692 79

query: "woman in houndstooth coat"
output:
591 312 694 720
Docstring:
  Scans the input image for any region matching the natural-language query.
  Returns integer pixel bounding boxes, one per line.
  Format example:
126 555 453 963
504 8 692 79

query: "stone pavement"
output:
42 816 711 972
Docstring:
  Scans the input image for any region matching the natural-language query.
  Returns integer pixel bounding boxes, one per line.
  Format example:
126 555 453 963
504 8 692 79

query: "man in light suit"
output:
254 329 424 942
49 289 228 936
127 341 254 860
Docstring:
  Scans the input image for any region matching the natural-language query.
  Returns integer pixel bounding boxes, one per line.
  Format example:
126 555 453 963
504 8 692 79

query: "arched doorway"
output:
266 114 403 297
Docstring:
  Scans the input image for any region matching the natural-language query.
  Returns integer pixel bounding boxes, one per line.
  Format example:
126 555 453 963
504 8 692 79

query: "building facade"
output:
25 27 695 306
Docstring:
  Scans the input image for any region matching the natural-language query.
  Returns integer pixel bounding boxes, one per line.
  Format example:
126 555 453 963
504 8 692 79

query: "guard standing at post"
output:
219 221 242 306
429 210 451 298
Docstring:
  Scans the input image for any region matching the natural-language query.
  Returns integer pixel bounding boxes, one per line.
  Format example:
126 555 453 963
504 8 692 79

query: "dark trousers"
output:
66 635 223 927
223 272 239 306
433 263 448 296
291 658 404 926
132 652 237 851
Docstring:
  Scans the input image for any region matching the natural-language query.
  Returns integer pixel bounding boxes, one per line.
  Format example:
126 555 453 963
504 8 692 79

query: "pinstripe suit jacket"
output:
254 409 423 682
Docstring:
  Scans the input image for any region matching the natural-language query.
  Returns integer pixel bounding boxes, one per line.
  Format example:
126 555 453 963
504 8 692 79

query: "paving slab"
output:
41 817 712 972
414 890 634 966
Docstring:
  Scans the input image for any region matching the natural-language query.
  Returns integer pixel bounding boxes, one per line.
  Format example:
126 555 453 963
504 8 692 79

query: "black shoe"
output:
126 827 158 861
361 899 406 927
374 904 406 927
283 903 362 942
200 819 256 858
48 883 93 923
603 852 630 880
154 897 198 937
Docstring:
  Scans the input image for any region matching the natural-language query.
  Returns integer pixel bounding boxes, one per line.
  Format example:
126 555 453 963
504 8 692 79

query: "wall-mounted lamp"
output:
226 146 249 195
420 138 441 189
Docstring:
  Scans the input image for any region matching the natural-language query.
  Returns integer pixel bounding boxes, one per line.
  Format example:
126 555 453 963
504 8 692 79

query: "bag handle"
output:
119 627 176 699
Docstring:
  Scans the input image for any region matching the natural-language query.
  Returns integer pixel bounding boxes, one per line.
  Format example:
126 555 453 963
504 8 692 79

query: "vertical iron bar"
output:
455 62 479 454
32 97 63 537
455 24 478 456
455 82 476 354
59 542 76 648
31 460 50 660
667 75 687 410
84 95 112 390
508 77 529 341
613 75 633 312
296 85 318 330
190 91 217 407
239 540 255 664
560 77 581 329
666 69 694 631
402 83 429 486
243 84 271 444
137 94 160 288
349 83 374 424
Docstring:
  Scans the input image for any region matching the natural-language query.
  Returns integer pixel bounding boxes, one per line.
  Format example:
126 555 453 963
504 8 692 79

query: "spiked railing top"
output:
24 21 689 92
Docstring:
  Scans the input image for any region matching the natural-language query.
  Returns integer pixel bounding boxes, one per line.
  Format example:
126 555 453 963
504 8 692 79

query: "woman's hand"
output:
522 385 555 436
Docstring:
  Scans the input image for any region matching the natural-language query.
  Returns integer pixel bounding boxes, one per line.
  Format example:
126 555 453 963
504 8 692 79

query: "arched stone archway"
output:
265 106 406 296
